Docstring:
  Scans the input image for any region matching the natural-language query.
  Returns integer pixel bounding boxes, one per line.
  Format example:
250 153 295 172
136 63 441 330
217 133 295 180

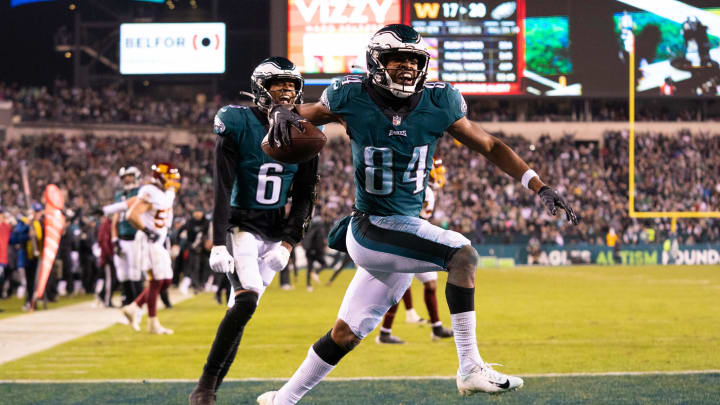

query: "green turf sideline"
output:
2 375 720 405
4 369 720 383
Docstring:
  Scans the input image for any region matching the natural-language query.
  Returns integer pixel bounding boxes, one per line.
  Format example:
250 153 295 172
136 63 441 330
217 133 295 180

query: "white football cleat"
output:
148 317 173 335
456 362 523 395
405 308 428 324
257 391 277 405
121 302 141 332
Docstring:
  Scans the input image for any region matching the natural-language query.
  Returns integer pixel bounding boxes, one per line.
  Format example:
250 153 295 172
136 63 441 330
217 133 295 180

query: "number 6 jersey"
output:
321 77 466 217
212 105 318 246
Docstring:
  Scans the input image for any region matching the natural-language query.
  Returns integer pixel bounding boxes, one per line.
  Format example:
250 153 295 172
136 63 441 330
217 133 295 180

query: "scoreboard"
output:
409 0 525 95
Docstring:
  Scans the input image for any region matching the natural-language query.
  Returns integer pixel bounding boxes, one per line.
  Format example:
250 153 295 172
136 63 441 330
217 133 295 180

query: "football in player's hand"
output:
262 121 327 163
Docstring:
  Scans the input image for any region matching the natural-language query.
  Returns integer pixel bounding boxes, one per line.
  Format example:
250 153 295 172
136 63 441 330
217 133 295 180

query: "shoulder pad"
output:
424 82 467 117
322 76 365 113
137 185 159 202
213 105 250 136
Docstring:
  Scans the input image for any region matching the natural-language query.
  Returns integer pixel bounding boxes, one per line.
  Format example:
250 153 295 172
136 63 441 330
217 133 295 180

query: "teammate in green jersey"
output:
112 166 142 306
259 24 578 404
188 57 319 405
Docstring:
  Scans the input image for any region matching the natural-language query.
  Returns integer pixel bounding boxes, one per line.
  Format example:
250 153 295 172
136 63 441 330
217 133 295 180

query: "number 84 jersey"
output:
213 105 298 210
321 77 466 217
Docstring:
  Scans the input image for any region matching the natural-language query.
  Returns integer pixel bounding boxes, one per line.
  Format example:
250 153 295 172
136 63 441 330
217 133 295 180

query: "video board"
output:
409 0 525 94
613 0 720 96
287 0 402 74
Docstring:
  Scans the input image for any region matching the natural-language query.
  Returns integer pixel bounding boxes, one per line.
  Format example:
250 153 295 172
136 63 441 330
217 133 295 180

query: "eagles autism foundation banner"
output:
474 243 720 266
34 184 65 301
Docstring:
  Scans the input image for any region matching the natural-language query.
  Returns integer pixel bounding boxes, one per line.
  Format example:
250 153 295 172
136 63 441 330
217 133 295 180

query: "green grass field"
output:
1 265 719 404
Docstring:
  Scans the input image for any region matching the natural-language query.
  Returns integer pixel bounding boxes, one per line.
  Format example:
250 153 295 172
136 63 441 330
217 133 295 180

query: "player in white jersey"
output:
121 163 180 335
376 159 454 344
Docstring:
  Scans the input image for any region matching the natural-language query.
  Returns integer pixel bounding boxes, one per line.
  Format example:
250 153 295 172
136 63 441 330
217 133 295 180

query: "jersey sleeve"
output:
137 185 160 206
427 82 467 130
320 76 364 115
213 105 247 145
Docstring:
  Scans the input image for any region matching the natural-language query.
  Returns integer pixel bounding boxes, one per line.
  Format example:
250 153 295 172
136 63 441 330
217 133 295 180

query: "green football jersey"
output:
322 77 466 216
213 105 299 210
114 187 139 237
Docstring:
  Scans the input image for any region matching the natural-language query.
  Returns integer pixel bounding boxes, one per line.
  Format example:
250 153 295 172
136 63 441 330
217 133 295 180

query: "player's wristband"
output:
521 169 539 190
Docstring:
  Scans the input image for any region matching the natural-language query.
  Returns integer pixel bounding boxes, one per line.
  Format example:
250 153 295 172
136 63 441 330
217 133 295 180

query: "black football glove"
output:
538 186 579 225
267 105 305 148
113 238 123 256
143 228 161 243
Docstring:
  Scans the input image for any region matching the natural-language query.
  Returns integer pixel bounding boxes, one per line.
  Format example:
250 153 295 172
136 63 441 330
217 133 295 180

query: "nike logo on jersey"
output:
491 379 511 389
388 130 407 137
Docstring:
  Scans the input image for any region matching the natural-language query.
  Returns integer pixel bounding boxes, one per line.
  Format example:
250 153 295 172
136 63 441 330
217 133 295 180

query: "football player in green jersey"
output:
111 166 142 306
188 57 319 405
259 25 578 404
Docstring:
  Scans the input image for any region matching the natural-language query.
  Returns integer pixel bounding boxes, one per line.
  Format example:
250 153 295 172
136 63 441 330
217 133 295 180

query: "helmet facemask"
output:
118 166 141 190
366 25 430 99
369 49 429 98
250 57 304 112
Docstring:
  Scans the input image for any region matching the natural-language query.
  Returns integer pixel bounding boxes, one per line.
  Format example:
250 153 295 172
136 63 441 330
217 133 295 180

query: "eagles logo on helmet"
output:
250 56 304 111
151 163 181 192
366 24 430 98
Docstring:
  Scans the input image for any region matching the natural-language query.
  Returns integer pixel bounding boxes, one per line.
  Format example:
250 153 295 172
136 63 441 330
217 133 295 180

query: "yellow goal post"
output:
627 38 720 233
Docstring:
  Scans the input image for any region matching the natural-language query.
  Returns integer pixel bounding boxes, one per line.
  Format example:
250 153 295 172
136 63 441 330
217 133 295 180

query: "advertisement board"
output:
287 0 402 74
119 23 226 75
474 243 720 266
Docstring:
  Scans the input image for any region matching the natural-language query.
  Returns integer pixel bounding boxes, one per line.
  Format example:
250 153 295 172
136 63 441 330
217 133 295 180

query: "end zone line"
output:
3 370 720 384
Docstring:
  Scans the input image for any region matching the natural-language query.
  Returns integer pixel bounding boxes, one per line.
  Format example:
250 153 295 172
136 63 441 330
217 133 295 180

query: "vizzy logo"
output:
294 0 395 24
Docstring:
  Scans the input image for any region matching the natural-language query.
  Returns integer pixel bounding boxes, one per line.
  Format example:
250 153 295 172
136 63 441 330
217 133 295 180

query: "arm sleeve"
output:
212 135 238 246
281 155 320 245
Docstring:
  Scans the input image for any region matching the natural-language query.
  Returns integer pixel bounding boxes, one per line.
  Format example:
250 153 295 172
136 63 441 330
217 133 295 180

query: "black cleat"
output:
189 374 218 405
375 332 406 344
431 325 454 341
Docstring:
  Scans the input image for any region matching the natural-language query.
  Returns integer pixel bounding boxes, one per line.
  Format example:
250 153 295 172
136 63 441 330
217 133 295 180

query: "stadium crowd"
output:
1 101 719 304
1 82 717 125
0 81 220 126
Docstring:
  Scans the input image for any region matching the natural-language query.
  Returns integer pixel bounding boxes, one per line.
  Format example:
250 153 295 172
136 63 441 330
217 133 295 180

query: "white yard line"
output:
3 370 719 383
0 289 190 366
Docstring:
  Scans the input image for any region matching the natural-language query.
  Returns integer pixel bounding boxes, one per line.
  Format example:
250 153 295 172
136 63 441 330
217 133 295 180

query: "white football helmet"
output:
366 24 430 98
118 166 141 189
